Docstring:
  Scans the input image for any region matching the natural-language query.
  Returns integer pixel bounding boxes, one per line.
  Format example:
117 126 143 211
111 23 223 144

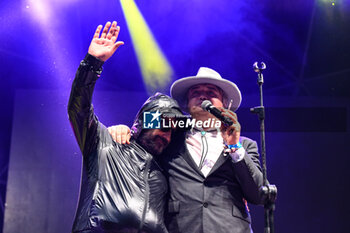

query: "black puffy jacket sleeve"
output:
67 54 104 156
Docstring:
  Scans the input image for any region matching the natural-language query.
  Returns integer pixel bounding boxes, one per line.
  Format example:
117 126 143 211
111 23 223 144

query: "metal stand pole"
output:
250 62 278 233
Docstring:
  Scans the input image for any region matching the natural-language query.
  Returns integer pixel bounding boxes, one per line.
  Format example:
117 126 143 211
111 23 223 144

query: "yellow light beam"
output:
120 0 173 94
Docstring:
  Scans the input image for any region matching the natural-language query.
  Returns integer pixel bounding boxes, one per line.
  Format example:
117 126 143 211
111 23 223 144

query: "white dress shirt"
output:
186 128 245 177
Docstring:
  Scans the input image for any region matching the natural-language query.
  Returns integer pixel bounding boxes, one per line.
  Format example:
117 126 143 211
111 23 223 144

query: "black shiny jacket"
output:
68 54 182 233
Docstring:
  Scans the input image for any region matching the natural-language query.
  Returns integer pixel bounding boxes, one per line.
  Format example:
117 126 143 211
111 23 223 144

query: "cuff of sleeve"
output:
84 53 104 69
229 147 245 163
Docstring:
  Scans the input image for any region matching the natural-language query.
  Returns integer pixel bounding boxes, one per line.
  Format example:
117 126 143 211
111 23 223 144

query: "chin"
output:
149 145 165 156
190 107 211 117
189 106 204 114
152 149 163 156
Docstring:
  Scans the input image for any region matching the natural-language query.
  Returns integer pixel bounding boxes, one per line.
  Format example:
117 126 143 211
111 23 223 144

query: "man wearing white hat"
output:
162 67 263 233
109 67 264 233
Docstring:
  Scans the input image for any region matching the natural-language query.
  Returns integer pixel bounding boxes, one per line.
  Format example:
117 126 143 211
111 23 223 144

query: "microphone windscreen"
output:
201 100 212 110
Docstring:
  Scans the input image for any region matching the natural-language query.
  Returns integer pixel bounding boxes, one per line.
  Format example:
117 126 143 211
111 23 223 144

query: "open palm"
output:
88 21 124 62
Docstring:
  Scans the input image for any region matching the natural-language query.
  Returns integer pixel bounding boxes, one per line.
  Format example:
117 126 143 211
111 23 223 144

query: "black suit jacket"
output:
161 134 264 233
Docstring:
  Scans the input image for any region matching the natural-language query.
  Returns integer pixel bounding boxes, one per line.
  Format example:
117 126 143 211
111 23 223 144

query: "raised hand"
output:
88 21 124 62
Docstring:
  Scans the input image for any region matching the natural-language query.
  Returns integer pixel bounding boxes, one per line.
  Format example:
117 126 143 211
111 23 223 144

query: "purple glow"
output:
0 0 349 232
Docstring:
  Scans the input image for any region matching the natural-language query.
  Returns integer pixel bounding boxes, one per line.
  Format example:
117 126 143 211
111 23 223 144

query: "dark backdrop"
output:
1 0 349 232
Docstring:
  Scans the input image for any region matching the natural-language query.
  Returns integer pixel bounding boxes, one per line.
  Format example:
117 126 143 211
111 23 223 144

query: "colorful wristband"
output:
227 142 242 149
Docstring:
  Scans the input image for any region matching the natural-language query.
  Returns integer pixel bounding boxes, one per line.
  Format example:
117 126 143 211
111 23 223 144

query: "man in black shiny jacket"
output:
68 21 183 233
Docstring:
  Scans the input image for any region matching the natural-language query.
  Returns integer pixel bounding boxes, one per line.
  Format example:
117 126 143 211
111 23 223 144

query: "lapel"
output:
207 151 230 177
177 140 205 178
207 136 244 177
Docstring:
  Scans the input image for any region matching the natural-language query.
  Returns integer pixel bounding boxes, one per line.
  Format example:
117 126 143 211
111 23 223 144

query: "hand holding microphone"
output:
201 100 241 145
201 100 234 126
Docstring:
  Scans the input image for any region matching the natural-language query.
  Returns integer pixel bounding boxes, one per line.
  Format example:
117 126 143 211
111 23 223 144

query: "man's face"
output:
137 128 172 156
187 84 224 118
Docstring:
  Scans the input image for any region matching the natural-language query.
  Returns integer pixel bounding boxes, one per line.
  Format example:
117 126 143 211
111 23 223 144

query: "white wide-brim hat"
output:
170 67 242 112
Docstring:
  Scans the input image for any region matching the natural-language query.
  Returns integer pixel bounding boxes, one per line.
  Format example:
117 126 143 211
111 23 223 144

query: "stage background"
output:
1 0 350 232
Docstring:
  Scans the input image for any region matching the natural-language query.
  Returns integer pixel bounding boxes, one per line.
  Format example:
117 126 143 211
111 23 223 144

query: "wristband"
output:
227 142 242 150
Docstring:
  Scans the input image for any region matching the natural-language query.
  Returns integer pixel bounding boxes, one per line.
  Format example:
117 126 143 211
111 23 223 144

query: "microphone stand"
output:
250 62 277 233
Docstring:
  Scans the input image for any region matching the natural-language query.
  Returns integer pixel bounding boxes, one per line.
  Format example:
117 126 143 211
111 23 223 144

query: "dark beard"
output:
137 132 168 156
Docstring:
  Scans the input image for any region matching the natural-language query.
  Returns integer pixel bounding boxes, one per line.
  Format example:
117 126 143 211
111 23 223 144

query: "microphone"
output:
201 100 233 126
